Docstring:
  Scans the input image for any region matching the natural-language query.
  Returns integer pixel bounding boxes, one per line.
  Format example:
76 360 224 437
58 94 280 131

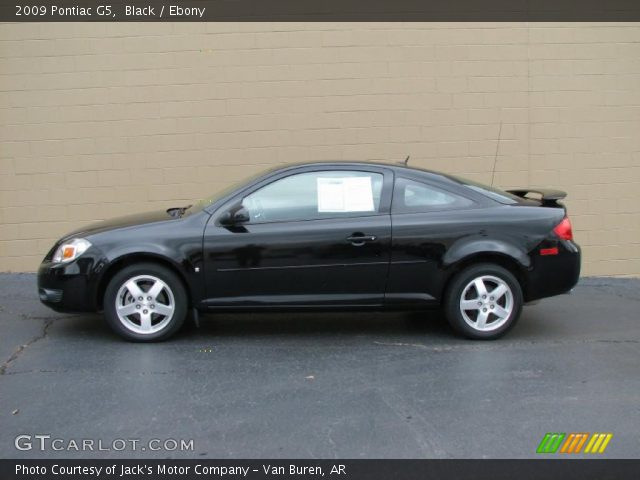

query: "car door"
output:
202 166 393 307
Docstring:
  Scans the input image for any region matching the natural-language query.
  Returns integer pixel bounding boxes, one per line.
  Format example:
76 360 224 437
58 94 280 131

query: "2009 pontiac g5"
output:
38 162 580 342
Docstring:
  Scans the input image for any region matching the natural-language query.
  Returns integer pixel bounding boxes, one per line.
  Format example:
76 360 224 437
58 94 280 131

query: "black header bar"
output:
1 459 640 480
2 0 640 22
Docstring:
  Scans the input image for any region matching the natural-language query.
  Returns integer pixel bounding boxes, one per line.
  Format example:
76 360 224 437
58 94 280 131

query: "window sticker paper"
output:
317 176 374 213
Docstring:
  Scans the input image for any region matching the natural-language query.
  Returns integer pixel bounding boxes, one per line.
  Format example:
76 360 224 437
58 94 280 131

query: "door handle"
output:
346 234 377 246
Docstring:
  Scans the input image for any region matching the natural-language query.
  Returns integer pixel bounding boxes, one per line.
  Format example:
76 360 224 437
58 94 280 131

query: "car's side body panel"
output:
202 215 392 307
386 203 574 305
38 212 210 312
93 213 209 306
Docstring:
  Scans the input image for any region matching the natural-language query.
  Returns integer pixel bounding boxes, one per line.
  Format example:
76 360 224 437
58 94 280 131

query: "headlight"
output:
52 238 92 264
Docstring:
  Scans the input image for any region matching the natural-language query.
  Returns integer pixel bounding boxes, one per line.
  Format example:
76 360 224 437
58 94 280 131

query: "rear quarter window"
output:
392 178 475 214
449 175 520 205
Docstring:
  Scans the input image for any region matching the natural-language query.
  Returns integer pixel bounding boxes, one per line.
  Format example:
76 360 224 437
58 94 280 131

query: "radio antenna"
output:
490 121 502 187
403 155 410 166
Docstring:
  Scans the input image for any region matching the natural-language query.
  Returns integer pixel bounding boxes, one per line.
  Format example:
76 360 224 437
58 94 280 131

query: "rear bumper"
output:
37 247 107 313
525 240 581 302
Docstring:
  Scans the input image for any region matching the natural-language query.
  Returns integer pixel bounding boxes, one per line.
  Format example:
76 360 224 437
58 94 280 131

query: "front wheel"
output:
444 264 523 340
104 263 188 342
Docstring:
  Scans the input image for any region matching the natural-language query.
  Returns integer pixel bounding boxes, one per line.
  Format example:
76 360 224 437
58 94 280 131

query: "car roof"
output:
275 160 461 185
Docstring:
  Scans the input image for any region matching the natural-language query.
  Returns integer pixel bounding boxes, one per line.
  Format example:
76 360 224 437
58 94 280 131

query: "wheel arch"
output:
442 251 529 302
96 253 192 310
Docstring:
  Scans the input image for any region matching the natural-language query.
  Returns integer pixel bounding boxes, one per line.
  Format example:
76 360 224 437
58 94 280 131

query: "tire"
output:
444 263 523 340
103 262 188 342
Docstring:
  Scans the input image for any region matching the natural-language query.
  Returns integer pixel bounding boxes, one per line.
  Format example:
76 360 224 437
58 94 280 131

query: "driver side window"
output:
242 171 384 223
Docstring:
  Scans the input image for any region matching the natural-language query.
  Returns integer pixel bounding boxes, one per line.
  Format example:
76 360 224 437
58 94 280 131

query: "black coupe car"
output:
38 162 580 342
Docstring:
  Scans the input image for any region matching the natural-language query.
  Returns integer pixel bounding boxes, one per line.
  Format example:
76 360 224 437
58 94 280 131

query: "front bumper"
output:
37 247 107 313
39 287 63 304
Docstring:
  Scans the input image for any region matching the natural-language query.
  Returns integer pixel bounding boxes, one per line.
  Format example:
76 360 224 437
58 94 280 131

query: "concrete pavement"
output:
0 274 638 459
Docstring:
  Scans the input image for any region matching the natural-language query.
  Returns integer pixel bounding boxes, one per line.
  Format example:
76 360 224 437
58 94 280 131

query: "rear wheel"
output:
104 263 187 342
444 264 522 340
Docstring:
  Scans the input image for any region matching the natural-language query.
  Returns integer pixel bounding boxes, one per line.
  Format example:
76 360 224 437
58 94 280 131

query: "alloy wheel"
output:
459 275 514 332
115 275 175 334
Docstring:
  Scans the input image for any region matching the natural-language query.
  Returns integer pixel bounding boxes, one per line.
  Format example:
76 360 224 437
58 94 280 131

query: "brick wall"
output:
1 23 639 275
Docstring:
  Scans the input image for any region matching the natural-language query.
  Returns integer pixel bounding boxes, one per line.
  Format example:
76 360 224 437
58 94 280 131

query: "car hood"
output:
62 209 177 240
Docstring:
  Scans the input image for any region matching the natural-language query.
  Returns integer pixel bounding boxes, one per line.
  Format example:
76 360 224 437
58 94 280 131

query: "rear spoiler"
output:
506 188 567 207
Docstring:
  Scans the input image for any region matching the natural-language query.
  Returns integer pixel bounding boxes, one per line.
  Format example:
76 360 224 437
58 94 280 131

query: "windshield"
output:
189 165 282 213
450 175 520 204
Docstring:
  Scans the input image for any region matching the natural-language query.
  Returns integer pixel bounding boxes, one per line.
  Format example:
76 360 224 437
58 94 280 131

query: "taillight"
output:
553 217 573 241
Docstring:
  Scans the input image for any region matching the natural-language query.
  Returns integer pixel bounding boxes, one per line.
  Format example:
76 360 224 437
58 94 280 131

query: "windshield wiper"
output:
166 205 192 218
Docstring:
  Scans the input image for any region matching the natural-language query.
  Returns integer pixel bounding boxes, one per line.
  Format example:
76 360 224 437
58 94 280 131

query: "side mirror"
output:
232 207 250 224
220 206 250 225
